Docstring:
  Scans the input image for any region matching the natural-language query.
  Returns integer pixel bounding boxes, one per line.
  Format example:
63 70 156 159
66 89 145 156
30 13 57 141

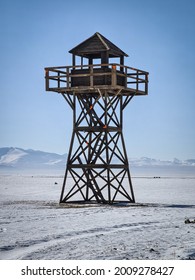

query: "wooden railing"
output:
45 63 148 95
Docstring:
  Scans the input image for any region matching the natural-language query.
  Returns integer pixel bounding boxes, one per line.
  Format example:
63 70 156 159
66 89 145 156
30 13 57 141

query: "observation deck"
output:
45 63 148 96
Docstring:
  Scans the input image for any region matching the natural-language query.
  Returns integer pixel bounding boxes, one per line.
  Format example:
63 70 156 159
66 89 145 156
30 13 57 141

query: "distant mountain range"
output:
129 157 195 167
0 147 67 169
0 147 195 171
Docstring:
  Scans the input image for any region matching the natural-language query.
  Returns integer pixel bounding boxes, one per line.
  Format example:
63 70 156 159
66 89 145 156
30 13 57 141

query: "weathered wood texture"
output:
71 68 125 87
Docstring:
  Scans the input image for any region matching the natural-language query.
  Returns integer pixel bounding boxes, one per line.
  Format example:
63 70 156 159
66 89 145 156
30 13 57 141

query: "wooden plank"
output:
111 67 116 86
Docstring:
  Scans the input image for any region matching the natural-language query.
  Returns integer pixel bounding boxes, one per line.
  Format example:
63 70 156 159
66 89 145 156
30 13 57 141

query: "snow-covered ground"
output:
0 174 195 260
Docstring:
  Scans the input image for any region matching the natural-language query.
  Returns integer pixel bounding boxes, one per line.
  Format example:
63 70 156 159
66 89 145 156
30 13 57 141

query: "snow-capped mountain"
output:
0 147 67 169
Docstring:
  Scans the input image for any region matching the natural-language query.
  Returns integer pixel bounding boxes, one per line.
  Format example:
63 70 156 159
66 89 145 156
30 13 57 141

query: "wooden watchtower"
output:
45 32 149 204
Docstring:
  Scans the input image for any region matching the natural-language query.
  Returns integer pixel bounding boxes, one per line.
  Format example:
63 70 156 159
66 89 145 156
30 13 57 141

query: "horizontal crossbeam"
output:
67 164 129 169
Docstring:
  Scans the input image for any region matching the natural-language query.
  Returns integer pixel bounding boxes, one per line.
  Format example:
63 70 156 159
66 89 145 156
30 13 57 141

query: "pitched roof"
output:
69 32 128 58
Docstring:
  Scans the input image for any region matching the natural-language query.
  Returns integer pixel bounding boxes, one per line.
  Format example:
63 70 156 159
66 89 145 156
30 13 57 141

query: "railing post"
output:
58 71 60 88
111 65 117 86
125 66 127 88
90 65 93 87
136 70 139 91
145 73 148 95
45 69 49 91
67 67 70 88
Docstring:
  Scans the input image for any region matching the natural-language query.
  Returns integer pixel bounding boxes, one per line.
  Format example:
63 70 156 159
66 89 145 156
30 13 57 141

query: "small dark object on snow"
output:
185 219 195 224
149 248 155 252
54 182 58 185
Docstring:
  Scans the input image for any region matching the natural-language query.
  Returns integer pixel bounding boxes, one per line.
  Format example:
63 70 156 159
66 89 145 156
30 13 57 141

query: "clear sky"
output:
0 0 195 160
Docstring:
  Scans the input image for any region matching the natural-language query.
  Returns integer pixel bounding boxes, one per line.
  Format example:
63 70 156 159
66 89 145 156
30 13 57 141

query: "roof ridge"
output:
95 32 109 50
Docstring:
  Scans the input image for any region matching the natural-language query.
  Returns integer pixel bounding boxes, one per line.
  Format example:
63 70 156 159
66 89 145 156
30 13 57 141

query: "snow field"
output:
0 175 194 260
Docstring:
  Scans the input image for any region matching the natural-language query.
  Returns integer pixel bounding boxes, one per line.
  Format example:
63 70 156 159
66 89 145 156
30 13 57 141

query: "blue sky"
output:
0 0 195 160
